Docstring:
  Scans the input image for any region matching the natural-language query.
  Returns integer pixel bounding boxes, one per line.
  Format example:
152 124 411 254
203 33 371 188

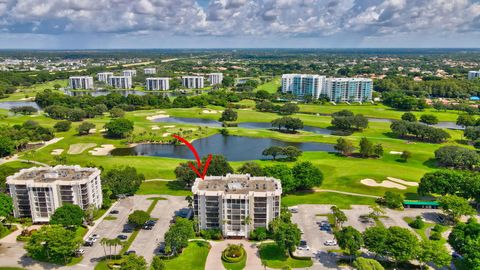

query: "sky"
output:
0 0 479 49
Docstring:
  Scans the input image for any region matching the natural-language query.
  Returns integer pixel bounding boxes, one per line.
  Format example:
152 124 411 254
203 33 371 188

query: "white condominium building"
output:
144 68 156 75
192 174 282 238
208 73 224 85
182 76 204 89
108 76 132 89
69 76 94 90
97 72 113 83
6 165 102 223
468 70 480 80
324 78 373 103
281 74 325 99
123 69 137 77
146 77 170 91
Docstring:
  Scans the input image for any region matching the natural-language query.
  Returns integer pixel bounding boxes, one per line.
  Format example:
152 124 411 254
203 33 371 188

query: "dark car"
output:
125 250 136 255
84 240 94 247
110 210 119 214
117 235 128 240
143 225 153 230
122 227 134 233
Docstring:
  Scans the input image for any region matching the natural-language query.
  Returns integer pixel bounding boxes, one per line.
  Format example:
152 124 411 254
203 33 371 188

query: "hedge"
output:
221 248 246 263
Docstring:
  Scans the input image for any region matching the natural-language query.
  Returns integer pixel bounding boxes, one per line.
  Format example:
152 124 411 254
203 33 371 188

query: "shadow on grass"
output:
422 158 438 169
166 180 190 191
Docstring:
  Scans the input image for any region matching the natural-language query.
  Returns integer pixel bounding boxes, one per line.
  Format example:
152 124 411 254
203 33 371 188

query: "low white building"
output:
69 76 94 90
144 68 156 75
6 165 102 223
108 76 132 89
182 76 204 89
146 77 170 91
123 69 137 77
192 174 282 238
468 70 480 80
208 73 223 85
97 72 113 83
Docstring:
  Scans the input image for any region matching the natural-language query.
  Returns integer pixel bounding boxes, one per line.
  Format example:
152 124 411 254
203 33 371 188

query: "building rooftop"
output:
193 174 281 194
7 165 99 183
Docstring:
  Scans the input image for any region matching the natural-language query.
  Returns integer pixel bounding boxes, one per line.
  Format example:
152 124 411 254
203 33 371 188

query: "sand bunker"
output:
162 132 171 137
151 125 160 130
360 178 407 190
89 128 97 134
146 114 169 120
51 149 64 156
88 144 115 156
387 177 418 187
389 151 403 155
164 125 175 128
99 129 106 133
202 109 220 114
68 143 97 154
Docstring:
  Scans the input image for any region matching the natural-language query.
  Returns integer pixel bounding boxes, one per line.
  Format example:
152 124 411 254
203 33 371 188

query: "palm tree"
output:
111 238 123 256
100 238 109 258
185 195 193 208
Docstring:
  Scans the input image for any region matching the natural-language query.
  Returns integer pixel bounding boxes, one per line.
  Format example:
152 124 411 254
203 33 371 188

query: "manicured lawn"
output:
258 243 313 269
222 254 246 270
137 181 192 196
0 80 67 101
256 77 280 94
163 241 211 270
283 192 377 208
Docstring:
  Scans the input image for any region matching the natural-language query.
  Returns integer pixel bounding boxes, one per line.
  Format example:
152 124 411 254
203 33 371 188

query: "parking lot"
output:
291 204 445 269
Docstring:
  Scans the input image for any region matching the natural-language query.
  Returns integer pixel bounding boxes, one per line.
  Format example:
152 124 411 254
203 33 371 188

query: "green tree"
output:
0 193 13 218
279 103 299 115
448 218 480 270
281 146 302 161
25 225 81 264
174 162 198 186
439 195 475 222
109 107 125 118
292 162 323 190
102 166 145 196
400 150 412 162
418 170 464 196
434 146 479 170
49 204 85 227
164 217 195 254
219 108 238 122
386 226 418 263
373 144 383 158
382 191 404 209
352 257 385 270
363 226 389 257
77 122 95 135
330 206 347 229
359 137 374 158
457 114 476 127
401 112 417 122
417 240 451 269
237 162 264 176
120 253 147 270
335 226 363 260
419 114 439 125
334 137 355 156
53 120 71 132
222 76 235 88
271 216 301 254
128 210 150 228
104 118 134 138
263 165 295 193
151 256 166 270
262 146 283 160
0 137 15 157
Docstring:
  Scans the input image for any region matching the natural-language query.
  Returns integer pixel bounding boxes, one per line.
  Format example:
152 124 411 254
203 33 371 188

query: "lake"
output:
110 134 336 161
0 101 40 110
153 117 333 134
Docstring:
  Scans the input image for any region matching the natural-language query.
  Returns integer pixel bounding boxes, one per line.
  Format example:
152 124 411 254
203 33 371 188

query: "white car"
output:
75 249 85 257
91 234 100 239
324 240 337 246
88 237 97 243
298 240 310 251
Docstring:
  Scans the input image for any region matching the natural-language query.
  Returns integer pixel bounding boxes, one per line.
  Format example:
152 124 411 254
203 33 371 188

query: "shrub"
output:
53 120 72 132
432 224 445 232
200 228 222 240
409 216 425 229
249 227 268 241
221 244 245 263
429 231 442 241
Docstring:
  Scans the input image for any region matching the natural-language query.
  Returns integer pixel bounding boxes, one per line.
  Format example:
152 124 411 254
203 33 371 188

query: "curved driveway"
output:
205 239 263 270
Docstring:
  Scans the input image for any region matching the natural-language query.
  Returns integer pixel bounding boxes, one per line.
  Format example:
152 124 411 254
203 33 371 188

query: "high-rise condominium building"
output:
324 78 373 103
192 174 282 238
108 76 132 89
144 68 156 75
208 73 223 85
97 72 113 83
146 78 170 91
281 74 325 99
281 74 373 102
182 76 204 89
123 70 137 77
6 165 102 223
468 70 480 80
69 76 94 90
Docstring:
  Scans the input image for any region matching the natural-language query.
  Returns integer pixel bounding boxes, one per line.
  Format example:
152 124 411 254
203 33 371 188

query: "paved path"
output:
204 239 263 270
314 189 380 198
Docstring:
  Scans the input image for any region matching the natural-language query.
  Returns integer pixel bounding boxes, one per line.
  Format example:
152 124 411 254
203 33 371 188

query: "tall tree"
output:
49 204 85 227
120 253 147 270
334 138 355 156
292 162 323 190
335 226 363 260
102 166 145 196
439 195 475 222
0 193 13 218
416 240 451 269
104 118 134 138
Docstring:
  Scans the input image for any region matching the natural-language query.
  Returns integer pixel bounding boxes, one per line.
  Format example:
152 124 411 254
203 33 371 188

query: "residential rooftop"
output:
193 174 281 194
7 165 99 183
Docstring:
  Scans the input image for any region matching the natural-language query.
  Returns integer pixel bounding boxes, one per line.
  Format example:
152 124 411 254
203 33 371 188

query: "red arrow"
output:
172 134 212 180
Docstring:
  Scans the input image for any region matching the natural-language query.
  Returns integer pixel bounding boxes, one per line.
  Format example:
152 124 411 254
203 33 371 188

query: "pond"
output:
0 101 40 110
153 117 333 134
110 134 336 161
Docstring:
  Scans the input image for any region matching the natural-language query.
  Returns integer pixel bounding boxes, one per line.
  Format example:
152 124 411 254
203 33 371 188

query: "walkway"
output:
204 239 263 270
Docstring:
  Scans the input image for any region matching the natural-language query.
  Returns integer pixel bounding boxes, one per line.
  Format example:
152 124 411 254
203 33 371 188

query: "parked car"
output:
324 240 337 246
75 249 85 257
143 225 153 230
91 234 100 239
117 235 128 240
125 250 136 255
320 224 332 231
88 237 97 243
122 227 134 233
84 240 94 247
110 210 119 214
289 207 298 213
298 240 310 251
145 220 156 226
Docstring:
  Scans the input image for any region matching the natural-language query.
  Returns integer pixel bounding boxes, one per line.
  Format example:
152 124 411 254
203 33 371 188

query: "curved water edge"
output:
153 117 334 135
0 101 40 110
110 134 337 161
